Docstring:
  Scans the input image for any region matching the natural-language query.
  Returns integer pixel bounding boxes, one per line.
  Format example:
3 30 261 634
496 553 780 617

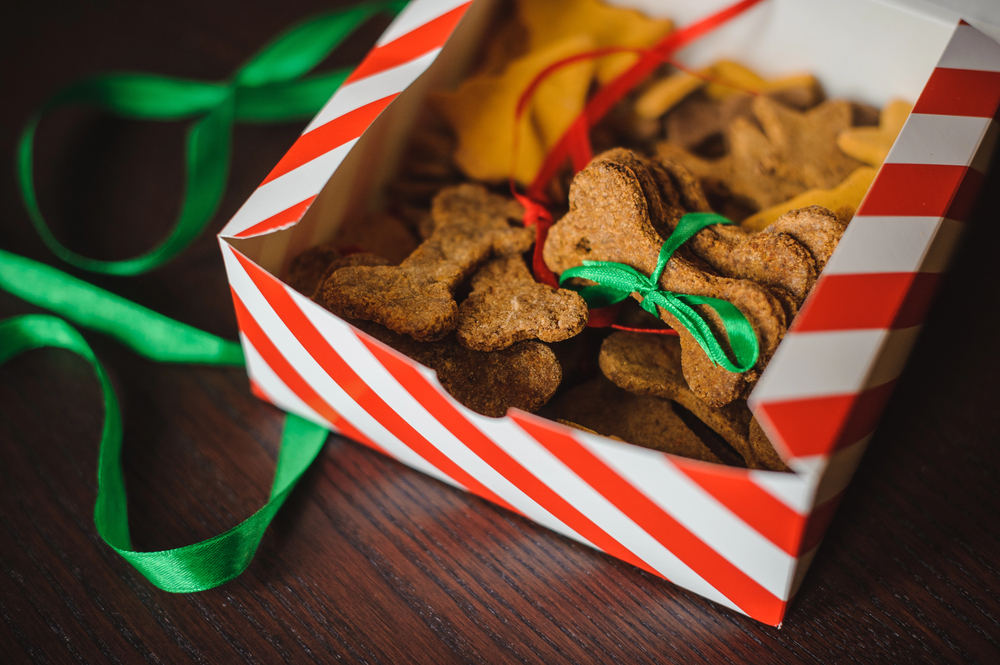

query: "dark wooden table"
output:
3 2 999 663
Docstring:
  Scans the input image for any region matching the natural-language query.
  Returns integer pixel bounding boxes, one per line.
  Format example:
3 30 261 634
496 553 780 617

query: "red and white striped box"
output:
218 0 1000 625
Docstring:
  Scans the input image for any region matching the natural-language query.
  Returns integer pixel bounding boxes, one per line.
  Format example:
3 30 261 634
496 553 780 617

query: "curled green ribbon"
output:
560 212 760 373
16 1 406 276
3 3 408 591
0 251 331 592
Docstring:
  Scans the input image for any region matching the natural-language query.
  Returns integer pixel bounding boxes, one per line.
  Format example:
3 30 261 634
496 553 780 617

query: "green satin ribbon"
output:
0 314 327 592
560 212 760 373
2 3 408 591
16 1 406 276
0 251 330 592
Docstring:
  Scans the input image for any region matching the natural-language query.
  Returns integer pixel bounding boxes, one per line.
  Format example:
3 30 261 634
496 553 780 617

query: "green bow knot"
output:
560 212 760 373
17 1 407 276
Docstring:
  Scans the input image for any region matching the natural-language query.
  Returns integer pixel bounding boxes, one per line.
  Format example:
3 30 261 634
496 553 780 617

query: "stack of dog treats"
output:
285 0 912 472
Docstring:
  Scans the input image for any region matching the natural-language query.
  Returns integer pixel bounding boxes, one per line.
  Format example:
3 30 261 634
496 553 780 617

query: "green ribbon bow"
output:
17 0 406 276
2 3 407 592
560 212 760 373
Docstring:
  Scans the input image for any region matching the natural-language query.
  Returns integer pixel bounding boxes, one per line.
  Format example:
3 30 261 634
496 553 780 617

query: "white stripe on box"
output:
240 333 334 431
935 23 1000 73
300 305 592 547
473 416 743 614
753 325 919 406
749 468 818 516
751 329 889 403
823 216 963 275
223 246 463 490
303 49 442 133
884 114 995 168
581 436 795 600
221 139 357 238
376 0 470 46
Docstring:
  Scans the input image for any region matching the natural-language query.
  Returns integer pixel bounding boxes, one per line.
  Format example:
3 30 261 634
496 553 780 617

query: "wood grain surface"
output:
2 2 999 663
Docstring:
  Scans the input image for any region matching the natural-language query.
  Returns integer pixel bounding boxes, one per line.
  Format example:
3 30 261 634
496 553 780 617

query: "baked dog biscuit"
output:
456 254 589 351
286 244 340 296
749 417 791 472
543 149 789 406
658 97 864 212
322 185 532 342
837 99 913 166
650 156 819 303
352 320 562 418
548 376 722 463
765 205 848 273
599 331 788 471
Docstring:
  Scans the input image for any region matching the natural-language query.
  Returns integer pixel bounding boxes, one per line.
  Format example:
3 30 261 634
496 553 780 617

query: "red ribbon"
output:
509 0 766 327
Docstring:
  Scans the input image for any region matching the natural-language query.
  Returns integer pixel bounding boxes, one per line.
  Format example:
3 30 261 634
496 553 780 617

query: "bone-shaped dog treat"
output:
456 254 589 351
599 331 788 471
543 149 788 406
749 417 790 473
351 320 562 418
313 253 391 302
286 243 340 297
647 155 819 304
547 376 722 463
322 184 533 342
766 205 847 273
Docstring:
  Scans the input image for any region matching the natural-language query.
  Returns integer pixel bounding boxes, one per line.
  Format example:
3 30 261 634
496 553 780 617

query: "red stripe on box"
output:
231 288 379 452
234 196 317 239
344 3 471 84
912 67 1000 119
856 163 983 220
673 464 808 556
756 378 899 459
356 332 660 576
260 95 398 186
512 415 787 624
793 272 940 332
838 378 899 450
233 250 522 515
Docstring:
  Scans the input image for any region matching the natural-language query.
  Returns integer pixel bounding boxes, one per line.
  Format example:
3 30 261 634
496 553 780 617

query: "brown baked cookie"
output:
749 417 791 472
658 97 864 212
456 254 588 351
322 184 533 342
753 97 863 190
547 376 722 463
650 157 819 304
599 331 787 471
335 212 419 265
352 320 561 418
766 205 847 273
542 148 788 406
313 252 391 302
286 244 340 296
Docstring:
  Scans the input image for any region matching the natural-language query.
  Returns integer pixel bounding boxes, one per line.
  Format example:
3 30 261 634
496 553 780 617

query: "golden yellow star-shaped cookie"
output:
433 35 596 186
634 61 822 121
704 61 820 104
741 166 877 231
837 99 913 166
517 0 673 84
